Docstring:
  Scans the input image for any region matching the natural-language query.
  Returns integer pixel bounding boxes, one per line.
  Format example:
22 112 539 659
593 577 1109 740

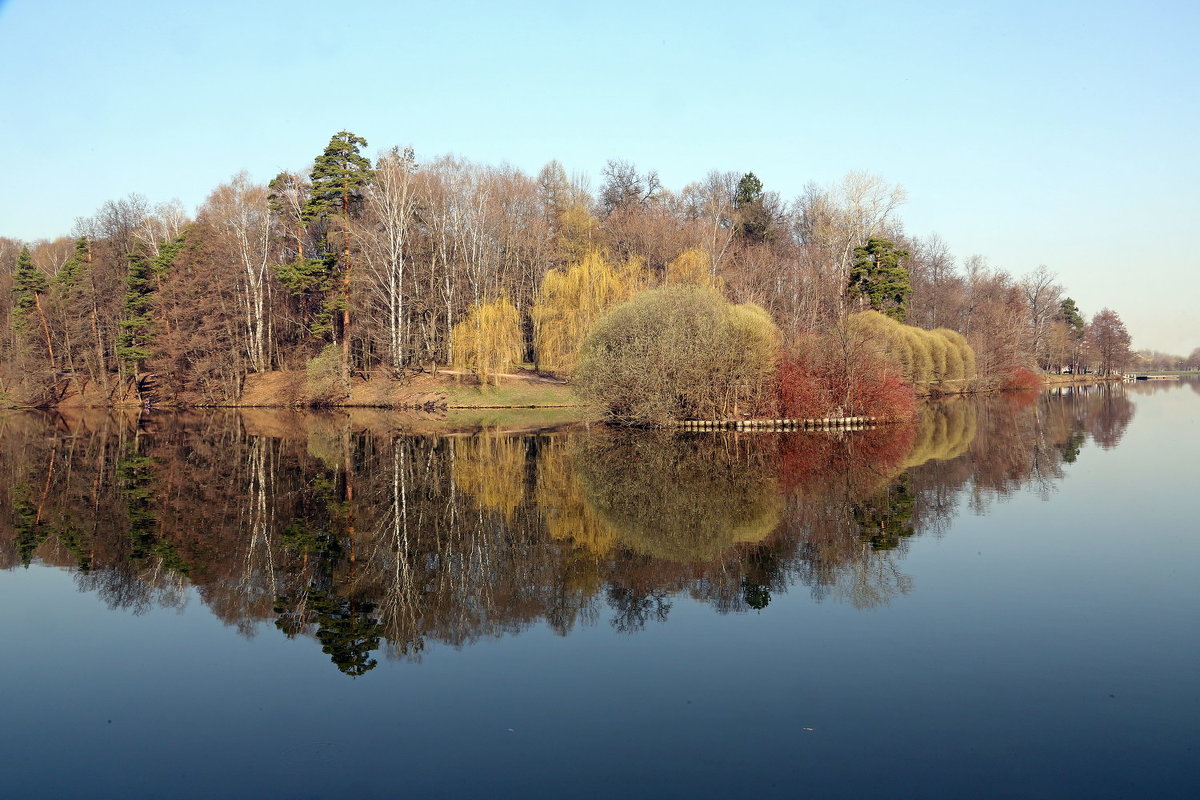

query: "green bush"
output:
305 344 348 405
575 285 779 426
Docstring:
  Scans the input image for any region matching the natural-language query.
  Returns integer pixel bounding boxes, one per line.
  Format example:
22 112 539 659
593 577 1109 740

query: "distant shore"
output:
5 369 1131 413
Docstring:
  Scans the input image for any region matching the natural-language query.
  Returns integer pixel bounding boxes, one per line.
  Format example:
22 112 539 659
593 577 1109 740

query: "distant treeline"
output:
0 130 1171 407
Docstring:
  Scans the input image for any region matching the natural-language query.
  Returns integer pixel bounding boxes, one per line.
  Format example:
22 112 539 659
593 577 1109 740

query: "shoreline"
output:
5 372 1132 413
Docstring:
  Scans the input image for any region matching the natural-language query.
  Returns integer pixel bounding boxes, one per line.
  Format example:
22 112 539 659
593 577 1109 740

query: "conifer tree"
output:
116 248 156 374
848 237 912 321
1057 297 1087 373
304 131 374 379
269 170 333 336
50 237 92 375
11 246 56 367
117 235 186 381
54 238 90 294
734 172 771 242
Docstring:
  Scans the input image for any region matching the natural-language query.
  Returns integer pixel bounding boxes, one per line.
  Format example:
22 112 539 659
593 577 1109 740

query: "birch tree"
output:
361 146 418 373
202 173 274 372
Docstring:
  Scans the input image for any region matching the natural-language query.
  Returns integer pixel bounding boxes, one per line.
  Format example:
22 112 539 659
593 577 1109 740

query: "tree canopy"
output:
848 237 911 321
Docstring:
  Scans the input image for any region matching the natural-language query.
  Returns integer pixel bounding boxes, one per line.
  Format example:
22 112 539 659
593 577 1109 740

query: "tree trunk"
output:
32 292 56 370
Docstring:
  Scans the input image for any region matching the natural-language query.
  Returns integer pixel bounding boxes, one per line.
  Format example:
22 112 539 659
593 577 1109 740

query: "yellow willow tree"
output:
664 246 722 289
555 202 600 265
935 327 976 380
848 311 977 386
532 250 644 374
451 296 522 386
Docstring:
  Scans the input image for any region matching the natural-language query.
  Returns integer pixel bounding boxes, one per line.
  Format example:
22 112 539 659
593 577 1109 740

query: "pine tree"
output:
304 131 373 222
304 131 374 379
734 172 771 242
848 237 912 322
116 247 157 372
116 235 186 378
54 237 90 293
11 246 56 366
1058 297 1085 333
1057 297 1086 373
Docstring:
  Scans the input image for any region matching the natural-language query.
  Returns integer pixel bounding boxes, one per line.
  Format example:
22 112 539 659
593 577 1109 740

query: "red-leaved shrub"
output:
1001 367 1042 392
851 371 918 421
776 358 832 420
775 350 917 422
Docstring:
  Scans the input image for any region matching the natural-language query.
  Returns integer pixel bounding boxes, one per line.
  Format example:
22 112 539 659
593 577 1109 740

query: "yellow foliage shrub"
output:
532 251 644 374
665 247 721 289
451 296 523 386
848 311 976 385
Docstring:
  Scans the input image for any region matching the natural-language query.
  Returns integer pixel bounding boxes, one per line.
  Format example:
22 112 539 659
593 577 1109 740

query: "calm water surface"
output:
1 382 1197 798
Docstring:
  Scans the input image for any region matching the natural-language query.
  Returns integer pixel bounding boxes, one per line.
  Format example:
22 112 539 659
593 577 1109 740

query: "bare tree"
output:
599 159 661 214
792 172 907 320
360 146 418 372
1021 265 1062 370
201 173 274 372
1088 308 1133 376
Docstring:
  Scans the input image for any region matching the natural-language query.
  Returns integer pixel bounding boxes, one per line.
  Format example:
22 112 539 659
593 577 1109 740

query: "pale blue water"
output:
1 383 1196 798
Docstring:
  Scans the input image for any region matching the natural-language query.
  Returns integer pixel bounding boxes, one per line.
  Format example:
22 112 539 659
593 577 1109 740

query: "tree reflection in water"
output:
0 383 1138 675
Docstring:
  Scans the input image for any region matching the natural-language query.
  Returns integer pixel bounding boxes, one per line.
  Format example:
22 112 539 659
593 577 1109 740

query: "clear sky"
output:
1 0 1196 353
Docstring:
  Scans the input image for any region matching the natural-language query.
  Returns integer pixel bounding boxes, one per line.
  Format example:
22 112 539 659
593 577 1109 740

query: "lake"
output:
1 381 1197 798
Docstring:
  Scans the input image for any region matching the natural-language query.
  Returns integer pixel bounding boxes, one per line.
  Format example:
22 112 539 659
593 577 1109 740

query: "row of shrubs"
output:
574 285 979 427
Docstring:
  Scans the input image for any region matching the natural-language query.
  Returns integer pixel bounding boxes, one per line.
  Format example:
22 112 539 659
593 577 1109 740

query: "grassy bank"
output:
1041 372 1124 387
444 379 587 409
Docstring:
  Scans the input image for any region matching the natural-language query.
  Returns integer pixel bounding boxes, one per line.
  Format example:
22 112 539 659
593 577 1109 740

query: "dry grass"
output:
231 367 587 409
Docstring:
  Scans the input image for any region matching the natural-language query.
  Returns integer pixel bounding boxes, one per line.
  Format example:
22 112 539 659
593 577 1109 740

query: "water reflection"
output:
0 383 1140 676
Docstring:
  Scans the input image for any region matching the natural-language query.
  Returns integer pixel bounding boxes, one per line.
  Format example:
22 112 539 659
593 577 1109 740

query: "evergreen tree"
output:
12 246 48 327
304 131 373 222
54 237 90 293
12 486 49 568
11 246 56 366
1057 297 1087 373
734 172 771 242
848 237 912 322
303 131 373 377
310 590 383 677
734 172 763 208
1058 297 1085 334
272 252 339 337
116 235 186 377
116 248 156 372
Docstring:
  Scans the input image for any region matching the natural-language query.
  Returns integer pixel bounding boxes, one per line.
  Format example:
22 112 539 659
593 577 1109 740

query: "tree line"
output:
0 130 1155 406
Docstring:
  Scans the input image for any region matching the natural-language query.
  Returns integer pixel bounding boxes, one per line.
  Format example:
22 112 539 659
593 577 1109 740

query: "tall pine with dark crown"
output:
12 247 48 329
54 238 90 294
12 246 56 367
304 131 373 379
117 234 187 388
734 172 771 242
1057 297 1087 373
848 237 912 322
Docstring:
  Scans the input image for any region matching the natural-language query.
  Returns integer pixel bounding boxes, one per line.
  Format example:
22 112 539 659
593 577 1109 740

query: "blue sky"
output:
1 0 1196 352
